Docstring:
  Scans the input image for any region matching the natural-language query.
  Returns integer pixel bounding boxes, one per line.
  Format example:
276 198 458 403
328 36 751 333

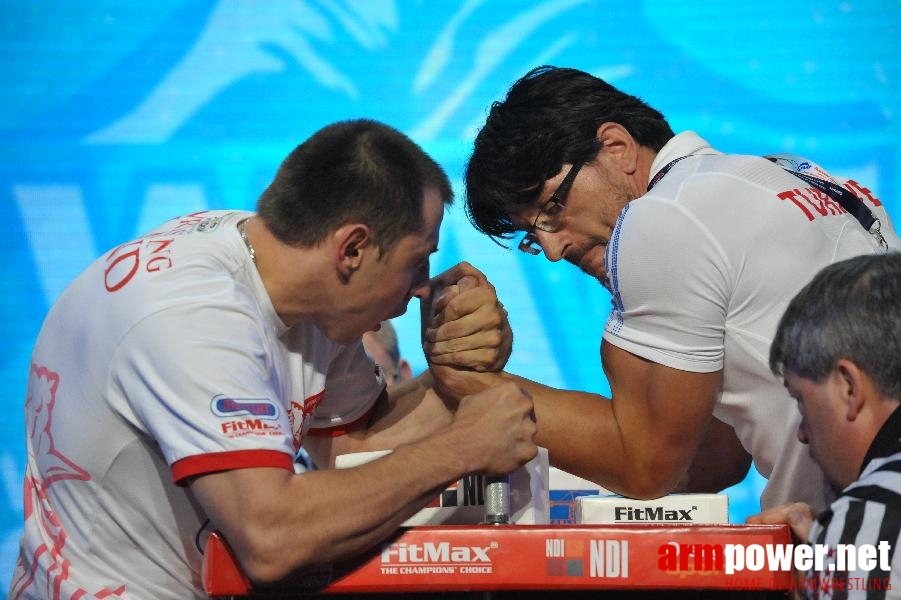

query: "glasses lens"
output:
534 201 564 233
517 233 542 255
518 161 582 255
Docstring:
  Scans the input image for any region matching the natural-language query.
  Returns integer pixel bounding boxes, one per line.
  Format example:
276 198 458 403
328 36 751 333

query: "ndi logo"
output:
545 538 629 578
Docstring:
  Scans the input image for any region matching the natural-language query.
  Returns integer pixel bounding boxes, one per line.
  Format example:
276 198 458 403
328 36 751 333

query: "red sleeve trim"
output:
306 406 374 438
171 449 294 486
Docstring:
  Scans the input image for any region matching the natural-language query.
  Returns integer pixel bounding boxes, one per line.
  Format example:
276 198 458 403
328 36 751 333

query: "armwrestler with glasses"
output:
424 65 900 513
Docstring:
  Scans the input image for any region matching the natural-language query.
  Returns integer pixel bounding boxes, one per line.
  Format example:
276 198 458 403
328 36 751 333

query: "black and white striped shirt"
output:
806 405 901 599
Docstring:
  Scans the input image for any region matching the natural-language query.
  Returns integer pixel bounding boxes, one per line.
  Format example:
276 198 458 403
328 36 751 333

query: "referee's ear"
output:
835 359 866 421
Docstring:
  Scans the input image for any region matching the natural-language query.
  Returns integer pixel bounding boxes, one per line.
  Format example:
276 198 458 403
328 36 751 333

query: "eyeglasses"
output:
517 161 583 255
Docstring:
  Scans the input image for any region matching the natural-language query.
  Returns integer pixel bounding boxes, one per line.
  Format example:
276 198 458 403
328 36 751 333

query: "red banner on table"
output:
203 524 794 597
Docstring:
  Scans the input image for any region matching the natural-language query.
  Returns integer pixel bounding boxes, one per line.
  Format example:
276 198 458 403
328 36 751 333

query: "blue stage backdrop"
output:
1 0 899 587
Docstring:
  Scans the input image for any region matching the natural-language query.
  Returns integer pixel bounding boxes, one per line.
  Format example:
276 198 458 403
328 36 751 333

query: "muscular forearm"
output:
432 366 716 499
424 368 637 490
368 371 453 443
192 429 472 584
506 374 659 496
194 381 538 585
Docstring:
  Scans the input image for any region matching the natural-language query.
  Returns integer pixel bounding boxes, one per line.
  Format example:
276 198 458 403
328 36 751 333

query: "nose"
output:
410 280 431 300
535 229 565 262
797 425 809 445
410 262 432 300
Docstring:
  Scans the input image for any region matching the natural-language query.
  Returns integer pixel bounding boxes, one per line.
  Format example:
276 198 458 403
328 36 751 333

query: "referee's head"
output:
770 252 901 491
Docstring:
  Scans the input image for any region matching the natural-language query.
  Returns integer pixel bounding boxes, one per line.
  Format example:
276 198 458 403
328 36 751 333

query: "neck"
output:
635 146 659 195
240 216 330 328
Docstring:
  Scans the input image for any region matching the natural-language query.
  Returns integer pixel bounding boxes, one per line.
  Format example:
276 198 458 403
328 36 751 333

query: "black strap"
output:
765 155 888 250
771 160 878 230
646 156 689 192
648 153 888 250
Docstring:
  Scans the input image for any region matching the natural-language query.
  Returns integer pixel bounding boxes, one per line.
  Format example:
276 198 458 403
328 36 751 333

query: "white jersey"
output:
10 210 383 600
603 132 900 512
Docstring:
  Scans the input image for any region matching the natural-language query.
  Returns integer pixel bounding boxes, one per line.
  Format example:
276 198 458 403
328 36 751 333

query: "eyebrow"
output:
508 208 536 232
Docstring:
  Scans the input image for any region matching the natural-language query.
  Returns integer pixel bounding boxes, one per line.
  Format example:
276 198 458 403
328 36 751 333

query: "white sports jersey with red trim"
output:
602 132 900 513
10 210 382 599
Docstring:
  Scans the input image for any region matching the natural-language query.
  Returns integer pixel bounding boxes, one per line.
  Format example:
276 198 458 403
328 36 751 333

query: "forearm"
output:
423 368 635 491
194 380 538 585
434 367 709 499
192 430 471 584
507 374 660 496
285 440 467 566
368 371 453 443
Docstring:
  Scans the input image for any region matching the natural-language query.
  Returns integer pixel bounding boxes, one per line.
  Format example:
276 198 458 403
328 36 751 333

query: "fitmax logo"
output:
614 506 698 522
381 542 494 564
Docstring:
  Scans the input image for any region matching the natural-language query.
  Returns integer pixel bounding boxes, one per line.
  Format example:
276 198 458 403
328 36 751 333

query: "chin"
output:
576 258 604 280
323 326 363 346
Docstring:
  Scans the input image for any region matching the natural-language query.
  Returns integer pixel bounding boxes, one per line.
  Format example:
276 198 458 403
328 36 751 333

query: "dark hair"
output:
770 252 901 399
464 65 674 243
257 119 452 252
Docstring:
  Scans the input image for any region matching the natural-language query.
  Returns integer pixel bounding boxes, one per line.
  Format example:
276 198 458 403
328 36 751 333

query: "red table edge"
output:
203 524 795 597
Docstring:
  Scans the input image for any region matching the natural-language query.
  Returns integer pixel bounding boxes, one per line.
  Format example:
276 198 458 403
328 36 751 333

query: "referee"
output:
750 252 901 599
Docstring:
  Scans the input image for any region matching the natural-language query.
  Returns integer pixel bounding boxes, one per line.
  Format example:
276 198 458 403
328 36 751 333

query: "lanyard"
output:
646 156 689 192
647 153 887 251
766 155 888 251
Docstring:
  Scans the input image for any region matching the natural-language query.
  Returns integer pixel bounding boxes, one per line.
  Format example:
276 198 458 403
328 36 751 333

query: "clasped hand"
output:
421 262 511 398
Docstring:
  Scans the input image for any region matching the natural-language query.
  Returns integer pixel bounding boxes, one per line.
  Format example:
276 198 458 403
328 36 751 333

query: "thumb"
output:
787 510 811 541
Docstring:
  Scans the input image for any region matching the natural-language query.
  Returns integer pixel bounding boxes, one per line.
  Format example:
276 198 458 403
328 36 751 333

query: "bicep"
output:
678 416 751 493
189 466 297 578
602 340 722 487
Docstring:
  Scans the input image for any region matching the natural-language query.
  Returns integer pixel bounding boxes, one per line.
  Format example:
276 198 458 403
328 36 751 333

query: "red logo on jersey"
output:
777 179 883 222
289 390 325 451
102 211 216 292
11 364 126 599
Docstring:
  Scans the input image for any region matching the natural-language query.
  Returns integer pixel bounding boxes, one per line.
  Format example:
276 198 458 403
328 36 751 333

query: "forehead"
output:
424 184 445 218
390 187 442 253
783 374 804 395
783 374 824 404
419 186 444 242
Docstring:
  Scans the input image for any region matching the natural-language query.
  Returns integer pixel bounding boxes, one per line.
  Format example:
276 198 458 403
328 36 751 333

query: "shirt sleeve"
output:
110 298 295 484
602 196 731 373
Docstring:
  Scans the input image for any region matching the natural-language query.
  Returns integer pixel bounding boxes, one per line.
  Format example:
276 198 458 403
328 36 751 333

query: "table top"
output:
203 523 794 597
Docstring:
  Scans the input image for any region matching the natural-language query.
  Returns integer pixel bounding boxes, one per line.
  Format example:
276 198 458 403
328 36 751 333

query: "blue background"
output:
2 0 899 587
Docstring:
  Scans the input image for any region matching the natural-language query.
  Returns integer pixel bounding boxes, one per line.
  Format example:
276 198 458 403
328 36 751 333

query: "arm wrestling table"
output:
202 524 794 598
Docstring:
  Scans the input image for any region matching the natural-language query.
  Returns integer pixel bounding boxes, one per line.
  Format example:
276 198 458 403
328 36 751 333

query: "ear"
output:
834 359 867 421
595 122 640 174
333 223 372 280
397 358 413 382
